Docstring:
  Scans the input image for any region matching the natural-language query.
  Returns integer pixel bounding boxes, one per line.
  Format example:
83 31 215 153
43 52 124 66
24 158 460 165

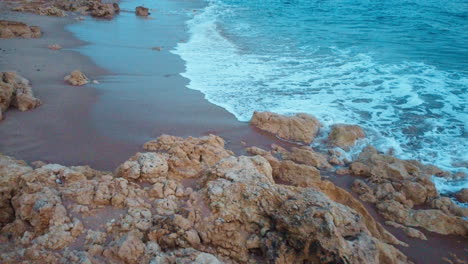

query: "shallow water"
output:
173 0 468 195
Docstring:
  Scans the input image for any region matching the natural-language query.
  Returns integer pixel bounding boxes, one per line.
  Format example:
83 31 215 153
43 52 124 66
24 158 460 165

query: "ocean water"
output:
173 0 468 195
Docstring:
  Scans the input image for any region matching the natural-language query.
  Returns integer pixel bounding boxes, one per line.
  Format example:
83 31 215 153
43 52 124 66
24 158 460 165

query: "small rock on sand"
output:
48 44 62 50
136 6 149 16
64 70 89 86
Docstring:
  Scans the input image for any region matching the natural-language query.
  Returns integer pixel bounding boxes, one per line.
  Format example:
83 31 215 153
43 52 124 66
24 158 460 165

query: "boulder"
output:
115 152 168 183
0 72 41 118
0 20 41 39
328 124 365 150
135 6 149 16
64 70 89 86
250 111 321 144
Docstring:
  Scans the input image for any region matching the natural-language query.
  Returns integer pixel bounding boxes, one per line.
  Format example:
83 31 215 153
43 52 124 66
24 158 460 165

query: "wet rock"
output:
0 20 41 39
0 72 41 119
250 111 321 144
454 188 468 203
64 70 89 86
328 124 365 150
135 6 149 16
89 2 120 19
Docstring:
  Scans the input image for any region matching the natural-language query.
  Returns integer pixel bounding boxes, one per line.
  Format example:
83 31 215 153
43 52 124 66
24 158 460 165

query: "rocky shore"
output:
0 0 466 263
0 112 467 263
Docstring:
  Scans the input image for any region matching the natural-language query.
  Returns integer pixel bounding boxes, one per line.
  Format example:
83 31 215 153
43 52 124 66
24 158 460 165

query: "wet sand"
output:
0 2 466 264
0 2 287 170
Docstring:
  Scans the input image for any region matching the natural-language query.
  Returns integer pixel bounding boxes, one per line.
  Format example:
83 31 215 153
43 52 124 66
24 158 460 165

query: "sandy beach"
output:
0 1 288 170
0 0 466 263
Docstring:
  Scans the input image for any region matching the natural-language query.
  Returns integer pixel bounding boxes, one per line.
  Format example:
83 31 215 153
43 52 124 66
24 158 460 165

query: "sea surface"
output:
173 0 468 196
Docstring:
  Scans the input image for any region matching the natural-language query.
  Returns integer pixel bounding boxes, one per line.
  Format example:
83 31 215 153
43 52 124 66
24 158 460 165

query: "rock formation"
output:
349 146 468 236
250 111 321 144
328 124 365 150
11 0 120 19
0 72 41 120
64 70 89 86
136 6 149 16
0 134 411 263
0 20 41 39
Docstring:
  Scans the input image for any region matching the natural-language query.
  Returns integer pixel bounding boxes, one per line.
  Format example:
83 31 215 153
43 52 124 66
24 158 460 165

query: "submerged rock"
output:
135 6 149 16
0 20 41 39
0 72 41 120
0 134 410 263
250 111 321 144
64 70 89 86
328 124 365 150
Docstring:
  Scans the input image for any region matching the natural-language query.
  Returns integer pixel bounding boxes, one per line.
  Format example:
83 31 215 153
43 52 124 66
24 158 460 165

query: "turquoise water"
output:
173 0 468 194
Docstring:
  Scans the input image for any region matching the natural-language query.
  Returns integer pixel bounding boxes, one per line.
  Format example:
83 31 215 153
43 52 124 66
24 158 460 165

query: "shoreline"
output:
0 1 293 171
0 1 467 263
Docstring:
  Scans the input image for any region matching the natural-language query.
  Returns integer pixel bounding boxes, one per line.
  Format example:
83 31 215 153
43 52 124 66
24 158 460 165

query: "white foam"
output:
172 0 468 196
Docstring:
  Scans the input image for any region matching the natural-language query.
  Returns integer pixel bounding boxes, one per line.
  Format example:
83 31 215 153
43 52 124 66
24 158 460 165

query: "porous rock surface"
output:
0 134 411 264
64 70 89 86
0 20 41 39
250 111 321 144
0 72 41 120
349 146 468 236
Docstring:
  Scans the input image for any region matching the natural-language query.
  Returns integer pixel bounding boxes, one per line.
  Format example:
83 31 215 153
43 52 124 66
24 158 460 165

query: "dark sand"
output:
0 2 466 264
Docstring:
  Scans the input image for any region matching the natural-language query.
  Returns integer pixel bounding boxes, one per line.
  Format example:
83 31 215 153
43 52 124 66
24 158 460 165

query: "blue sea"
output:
173 0 468 195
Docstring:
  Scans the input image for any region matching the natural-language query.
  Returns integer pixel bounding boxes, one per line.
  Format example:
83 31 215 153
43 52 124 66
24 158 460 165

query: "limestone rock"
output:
250 111 321 144
64 70 89 86
328 124 365 150
0 72 41 118
116 152 168 183
135 6 149 16
0 20 41 39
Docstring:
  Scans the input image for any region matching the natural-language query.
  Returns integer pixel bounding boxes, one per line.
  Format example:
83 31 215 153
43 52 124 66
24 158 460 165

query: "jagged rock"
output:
454 188 468 203
0 72 41 119
116 152 168 183
0 134 411 263
64 70 89 86
143 134 233 178
135 6 149 16
0 20 41 38
250 111 321 144
328 124 365 150
349 146 468 236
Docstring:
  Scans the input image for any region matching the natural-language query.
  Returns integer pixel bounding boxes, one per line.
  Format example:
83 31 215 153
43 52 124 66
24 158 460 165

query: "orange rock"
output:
251 111 321 144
